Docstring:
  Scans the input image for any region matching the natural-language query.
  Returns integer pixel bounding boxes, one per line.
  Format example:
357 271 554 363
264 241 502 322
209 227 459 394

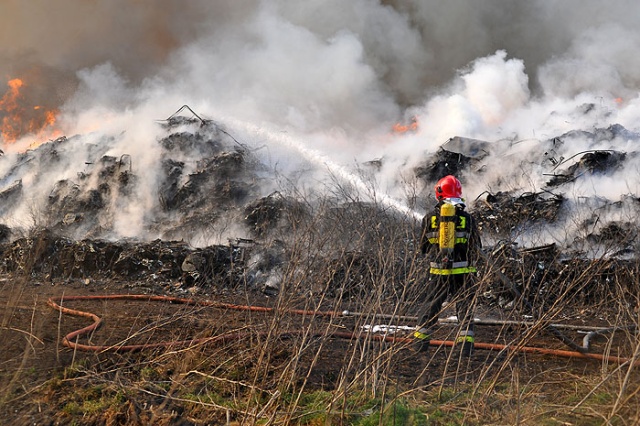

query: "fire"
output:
0 77 61 145
7 78 23 92
0 78 24 142
392 116 419 134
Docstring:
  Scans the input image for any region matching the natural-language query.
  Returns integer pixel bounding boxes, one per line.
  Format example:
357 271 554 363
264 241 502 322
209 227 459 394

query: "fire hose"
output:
47 294 639 366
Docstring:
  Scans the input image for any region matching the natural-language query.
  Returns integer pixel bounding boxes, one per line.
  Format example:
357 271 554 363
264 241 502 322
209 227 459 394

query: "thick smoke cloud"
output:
2 0 640 248
3 1 639 121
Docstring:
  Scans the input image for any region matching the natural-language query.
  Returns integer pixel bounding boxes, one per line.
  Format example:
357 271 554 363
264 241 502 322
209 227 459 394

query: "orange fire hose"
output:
47 294 639 366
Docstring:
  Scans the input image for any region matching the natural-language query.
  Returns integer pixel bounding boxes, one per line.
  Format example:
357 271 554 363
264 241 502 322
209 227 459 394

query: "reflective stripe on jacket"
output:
429 263 477 275
422 203 478 275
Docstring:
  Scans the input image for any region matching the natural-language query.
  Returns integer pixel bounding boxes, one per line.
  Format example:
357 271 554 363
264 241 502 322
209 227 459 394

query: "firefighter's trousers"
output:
416 272 475 338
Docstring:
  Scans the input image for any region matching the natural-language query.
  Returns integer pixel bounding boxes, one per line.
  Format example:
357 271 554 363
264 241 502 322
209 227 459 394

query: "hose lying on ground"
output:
47 294 639 366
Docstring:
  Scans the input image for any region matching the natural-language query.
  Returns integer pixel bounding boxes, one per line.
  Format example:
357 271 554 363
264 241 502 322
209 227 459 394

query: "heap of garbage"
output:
0 107 638 308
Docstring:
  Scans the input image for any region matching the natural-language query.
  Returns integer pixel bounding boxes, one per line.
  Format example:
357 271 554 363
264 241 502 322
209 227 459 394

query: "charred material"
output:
482 242 559 310
244 192 309 238
158 159 185 210
571 220 638 258
415 148 475 184
159 131 223 158
48 180 80 209
0 180 22 212
414 136 489 185
546 150 627 187
45 153 135 237
482 236 640 315
472 191 564 238
164 151 256 212
0 224 10 243
0 230 246 289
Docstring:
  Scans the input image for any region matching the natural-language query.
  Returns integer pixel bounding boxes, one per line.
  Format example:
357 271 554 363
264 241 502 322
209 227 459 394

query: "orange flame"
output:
0 77 61 145
0 78 25 142
392 116 419 134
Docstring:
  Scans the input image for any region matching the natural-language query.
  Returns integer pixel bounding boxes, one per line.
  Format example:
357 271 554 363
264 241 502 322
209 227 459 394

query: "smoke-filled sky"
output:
2 1 639 126
2 0 640 248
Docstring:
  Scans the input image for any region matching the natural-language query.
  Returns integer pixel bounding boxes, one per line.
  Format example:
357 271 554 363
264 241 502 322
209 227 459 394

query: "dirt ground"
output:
1 269 634 426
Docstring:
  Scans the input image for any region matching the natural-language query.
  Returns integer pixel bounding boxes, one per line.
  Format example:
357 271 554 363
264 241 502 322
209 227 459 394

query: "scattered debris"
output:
244 192 309 238
472 190 565 238
415 148 474 184
0 230 247 290
440 136 490 159
546 150 627 187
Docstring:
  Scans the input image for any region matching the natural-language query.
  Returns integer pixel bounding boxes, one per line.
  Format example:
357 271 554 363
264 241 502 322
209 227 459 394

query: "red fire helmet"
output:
434 175 462 200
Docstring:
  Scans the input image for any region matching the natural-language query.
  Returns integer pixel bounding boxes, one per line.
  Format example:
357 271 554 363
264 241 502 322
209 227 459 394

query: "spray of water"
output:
226 117 424 222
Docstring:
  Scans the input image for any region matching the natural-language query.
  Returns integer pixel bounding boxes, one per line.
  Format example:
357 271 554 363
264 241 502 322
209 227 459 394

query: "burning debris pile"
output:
0 108 639 306
0 108 272 242
409 126 640 310
0 77 62 144
0 107 314 293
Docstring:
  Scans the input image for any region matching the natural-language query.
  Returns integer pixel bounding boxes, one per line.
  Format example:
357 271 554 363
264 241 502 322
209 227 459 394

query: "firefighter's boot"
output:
456 329 474 357
413 328 431 353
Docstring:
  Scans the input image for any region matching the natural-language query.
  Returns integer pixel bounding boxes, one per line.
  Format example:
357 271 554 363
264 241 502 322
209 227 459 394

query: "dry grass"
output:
1 182 640 425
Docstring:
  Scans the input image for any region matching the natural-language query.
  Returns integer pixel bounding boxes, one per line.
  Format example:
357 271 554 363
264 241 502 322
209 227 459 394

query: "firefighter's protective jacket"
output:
420 200 481 275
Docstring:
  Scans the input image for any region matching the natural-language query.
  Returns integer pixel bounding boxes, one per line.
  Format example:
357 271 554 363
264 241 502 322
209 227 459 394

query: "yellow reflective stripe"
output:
429 234 467 244
431 213 467 229
458 216 466 229
456 335 474 343
430 266 477 275
427 214 470 244
413 330 430 340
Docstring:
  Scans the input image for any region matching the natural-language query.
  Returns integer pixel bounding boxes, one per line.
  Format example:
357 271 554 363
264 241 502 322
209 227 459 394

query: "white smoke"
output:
2 0 640 248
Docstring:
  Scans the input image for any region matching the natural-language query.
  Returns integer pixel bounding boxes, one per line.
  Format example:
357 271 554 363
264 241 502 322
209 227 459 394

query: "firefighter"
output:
413 175 482 357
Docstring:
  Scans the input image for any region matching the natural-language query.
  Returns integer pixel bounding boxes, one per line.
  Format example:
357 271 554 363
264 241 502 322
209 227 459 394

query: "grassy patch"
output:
61 387 126 416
